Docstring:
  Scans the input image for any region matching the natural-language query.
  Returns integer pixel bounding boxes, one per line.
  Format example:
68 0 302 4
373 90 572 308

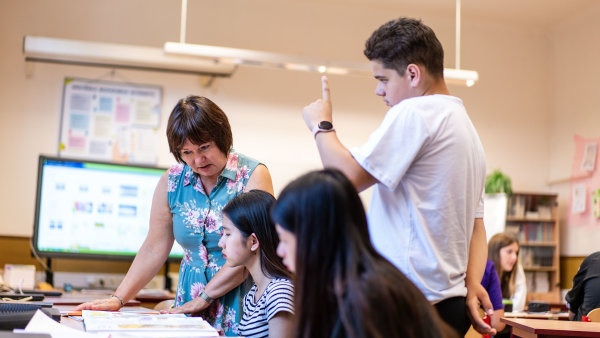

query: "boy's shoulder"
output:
403 94 462 106
391 95 464 120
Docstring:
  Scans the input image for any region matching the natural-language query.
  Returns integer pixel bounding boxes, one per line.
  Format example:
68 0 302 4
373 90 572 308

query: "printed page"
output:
82 310 218 336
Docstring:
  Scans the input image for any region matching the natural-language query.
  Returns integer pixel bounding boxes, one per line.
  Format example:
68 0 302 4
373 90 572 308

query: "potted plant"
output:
483 170 513 240
485 169 513 195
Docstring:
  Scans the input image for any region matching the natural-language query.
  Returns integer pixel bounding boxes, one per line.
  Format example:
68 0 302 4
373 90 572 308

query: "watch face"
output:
318 121 333 130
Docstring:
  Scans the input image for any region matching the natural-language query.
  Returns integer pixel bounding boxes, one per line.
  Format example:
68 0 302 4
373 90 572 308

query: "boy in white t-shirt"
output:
302 17 495 336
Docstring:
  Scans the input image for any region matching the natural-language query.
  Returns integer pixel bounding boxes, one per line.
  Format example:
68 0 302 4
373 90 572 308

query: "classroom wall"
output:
3 0 598 290
548 2 600 257
0 0 556 240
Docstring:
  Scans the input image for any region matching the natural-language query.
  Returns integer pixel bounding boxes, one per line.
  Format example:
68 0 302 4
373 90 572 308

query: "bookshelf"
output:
505 192 560 303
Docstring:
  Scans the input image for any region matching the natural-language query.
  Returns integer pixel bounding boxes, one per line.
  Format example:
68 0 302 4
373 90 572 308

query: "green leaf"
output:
485 170 512 194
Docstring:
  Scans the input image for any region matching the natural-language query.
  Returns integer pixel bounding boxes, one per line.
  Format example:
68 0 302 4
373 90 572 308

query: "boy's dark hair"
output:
166 95 233 163
223 190 291 280
364 17 445 78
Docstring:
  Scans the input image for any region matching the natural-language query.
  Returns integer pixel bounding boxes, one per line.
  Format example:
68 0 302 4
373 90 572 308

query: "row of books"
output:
507 195 553 219
520 246 554 268
506 223 553 242
525 271 551 293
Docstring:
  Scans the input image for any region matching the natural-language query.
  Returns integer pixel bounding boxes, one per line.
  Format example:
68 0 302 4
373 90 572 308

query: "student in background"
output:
218 190 294 337
566 251 600 321
488 232 527 312
301 16 492 335
76 96 274 335
481 259 505 333
271 169 457 338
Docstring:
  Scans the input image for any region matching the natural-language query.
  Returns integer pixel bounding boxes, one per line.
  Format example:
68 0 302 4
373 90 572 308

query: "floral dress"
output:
168 150 260 336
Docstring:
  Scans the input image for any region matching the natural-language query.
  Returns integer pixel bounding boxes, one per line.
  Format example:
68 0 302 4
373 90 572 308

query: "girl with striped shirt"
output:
219 190 294 338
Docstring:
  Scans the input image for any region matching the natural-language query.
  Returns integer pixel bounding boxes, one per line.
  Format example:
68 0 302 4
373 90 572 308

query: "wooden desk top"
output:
501 317 600 337
504 311 569 320
45 291 142 306
55 305 155 331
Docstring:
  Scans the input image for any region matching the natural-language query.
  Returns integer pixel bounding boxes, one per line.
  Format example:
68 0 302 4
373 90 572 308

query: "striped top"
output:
237 278 294 338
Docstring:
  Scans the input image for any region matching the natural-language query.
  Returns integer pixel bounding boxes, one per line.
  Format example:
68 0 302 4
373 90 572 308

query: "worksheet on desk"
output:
82 310 218 336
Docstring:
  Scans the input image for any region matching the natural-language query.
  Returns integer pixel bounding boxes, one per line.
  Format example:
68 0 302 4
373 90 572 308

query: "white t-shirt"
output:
350 94 486 303
237 278 294 338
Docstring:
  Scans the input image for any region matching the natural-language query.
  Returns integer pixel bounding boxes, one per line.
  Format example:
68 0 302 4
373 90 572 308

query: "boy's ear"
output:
249 233 260 252
406 64 421 87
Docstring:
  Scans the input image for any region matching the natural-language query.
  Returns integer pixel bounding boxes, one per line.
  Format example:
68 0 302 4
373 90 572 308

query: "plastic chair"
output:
586 308 600 322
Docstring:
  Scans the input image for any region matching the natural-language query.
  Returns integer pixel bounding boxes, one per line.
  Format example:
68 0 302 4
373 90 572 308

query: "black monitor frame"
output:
31 155 183 263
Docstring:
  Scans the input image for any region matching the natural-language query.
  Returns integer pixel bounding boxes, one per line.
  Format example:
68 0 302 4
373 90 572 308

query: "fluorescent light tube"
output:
444 68 479 87
164 42 370 76
165 42 478 86
23 36 236 76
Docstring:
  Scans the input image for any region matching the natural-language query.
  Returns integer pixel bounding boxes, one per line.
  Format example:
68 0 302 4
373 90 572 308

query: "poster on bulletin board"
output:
568 135 600 226
58 77 162 165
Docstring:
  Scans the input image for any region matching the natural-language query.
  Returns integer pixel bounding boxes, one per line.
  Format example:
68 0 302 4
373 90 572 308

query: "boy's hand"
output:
303 76 333 131
466 282 497 335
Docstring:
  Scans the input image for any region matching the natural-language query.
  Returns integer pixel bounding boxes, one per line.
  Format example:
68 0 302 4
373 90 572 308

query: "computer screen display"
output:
32 155 184 260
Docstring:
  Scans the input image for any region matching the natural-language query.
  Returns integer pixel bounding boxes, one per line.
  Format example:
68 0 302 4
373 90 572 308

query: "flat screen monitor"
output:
32 155 184 261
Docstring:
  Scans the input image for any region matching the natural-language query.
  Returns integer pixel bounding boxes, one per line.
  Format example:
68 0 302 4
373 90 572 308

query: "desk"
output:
505 312 569 320
501 317 600 337
44 291 140 306
48 296 222 337
54 304 156 331
133 289 175 309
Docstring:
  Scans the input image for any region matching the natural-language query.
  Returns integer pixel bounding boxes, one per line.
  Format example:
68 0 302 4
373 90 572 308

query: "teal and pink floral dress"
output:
167 150 260 336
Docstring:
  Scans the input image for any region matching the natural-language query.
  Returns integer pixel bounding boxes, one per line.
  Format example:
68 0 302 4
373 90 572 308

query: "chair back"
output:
586 308 600 322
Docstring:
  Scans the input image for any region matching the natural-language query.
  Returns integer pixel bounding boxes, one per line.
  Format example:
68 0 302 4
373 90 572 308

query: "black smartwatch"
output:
312 121 335 138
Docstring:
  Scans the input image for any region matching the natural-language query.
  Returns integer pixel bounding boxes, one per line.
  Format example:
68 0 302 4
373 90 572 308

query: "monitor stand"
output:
43 258 173 291
45 258 53 286
164 261 172 292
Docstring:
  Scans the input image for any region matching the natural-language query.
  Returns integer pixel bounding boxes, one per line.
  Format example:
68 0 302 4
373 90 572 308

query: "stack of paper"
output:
82 310 219 337
18 310 109 338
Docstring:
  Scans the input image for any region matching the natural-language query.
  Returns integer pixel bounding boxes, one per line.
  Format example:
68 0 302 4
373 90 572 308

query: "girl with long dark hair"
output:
220 190 294 337
271 169 456 338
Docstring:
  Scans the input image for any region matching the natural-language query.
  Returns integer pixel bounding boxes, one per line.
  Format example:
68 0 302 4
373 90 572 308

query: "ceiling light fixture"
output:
444 0 479 87
165 0 478 86
22 0 478 86
22 35 236 76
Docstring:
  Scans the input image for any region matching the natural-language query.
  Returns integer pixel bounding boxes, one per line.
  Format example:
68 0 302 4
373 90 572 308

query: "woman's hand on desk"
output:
73 297 122 311
160 297 210 315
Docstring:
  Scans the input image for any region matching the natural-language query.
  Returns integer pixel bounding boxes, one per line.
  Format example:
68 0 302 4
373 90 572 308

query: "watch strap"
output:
312 122 335 138
199 290 214 304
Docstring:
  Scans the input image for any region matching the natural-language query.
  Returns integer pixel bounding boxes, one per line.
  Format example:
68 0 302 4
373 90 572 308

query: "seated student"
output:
481 259 505 333
219 190 294 338
488 232 527 312
271 169 457 338
565 251 600 321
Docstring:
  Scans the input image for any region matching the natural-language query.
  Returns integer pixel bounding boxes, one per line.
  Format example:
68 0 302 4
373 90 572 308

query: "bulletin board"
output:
58 78 162 165
568 135 600 227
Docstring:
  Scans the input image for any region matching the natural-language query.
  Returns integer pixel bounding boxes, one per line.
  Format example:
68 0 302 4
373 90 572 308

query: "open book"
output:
82 310 218 337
